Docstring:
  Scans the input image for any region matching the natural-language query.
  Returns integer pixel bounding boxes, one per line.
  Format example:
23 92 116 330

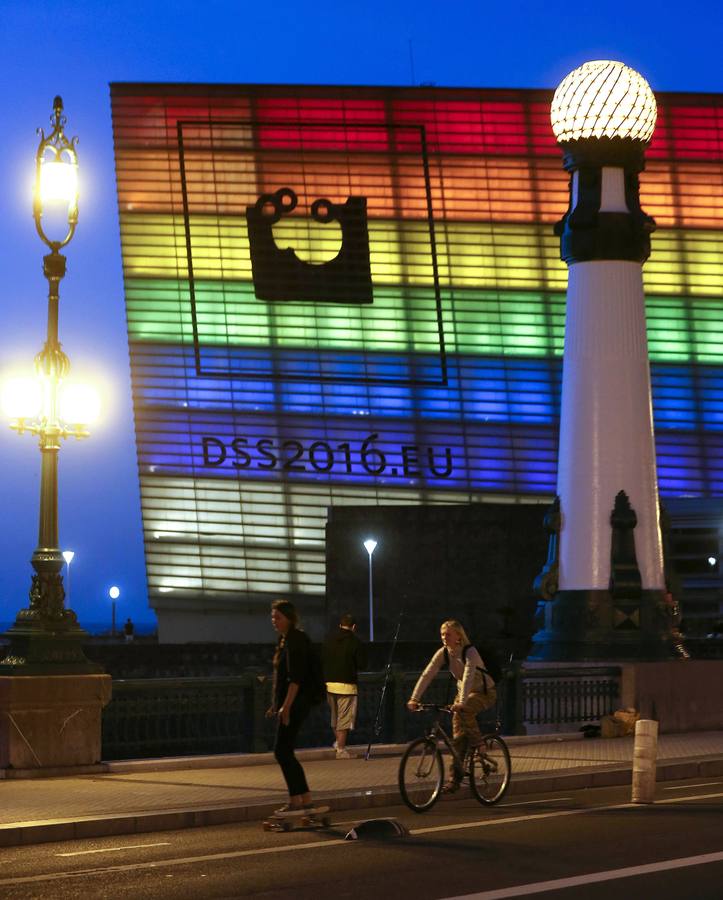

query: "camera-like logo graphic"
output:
246 187 373 304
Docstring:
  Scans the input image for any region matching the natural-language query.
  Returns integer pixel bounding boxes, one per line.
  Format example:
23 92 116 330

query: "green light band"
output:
125 278 723 363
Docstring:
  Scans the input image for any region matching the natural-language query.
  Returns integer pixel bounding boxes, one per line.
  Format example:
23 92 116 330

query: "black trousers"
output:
274 699 311 797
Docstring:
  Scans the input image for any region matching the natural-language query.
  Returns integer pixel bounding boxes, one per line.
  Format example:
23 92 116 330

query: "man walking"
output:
322 613 366 758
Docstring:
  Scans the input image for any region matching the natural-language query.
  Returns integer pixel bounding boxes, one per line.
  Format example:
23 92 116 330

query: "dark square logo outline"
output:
177 119 447 387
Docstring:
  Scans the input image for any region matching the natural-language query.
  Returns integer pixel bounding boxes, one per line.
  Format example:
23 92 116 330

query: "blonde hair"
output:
440 619 471 647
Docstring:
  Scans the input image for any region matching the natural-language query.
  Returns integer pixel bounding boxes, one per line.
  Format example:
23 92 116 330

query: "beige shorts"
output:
328 693 358 731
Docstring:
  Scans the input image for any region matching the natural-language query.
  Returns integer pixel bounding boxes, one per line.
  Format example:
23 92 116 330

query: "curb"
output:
104 732 584 774
0 754 720 849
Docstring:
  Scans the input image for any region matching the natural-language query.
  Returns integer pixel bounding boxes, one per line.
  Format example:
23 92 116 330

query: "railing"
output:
101 663 619 760
522 666 621 728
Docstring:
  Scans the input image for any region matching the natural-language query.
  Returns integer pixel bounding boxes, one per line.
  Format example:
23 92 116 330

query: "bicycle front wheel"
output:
399 738 443 812
470 734 511 805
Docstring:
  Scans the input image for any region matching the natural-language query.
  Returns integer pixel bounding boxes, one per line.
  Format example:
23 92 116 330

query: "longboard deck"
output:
262 806 331 832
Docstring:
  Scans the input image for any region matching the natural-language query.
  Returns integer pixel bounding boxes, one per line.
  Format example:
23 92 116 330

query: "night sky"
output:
0 0 721 632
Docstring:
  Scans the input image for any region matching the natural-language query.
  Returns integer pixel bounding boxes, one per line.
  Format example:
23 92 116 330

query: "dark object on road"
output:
580 724 601 738
344 818 409 840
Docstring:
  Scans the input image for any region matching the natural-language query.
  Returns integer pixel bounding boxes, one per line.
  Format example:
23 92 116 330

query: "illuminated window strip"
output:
119 215 723 298
114 148 723 229
136 420 723 593
137 424 723 599
140 477 535 598
124 279 723 363
111 87 723 163
129 341 723 433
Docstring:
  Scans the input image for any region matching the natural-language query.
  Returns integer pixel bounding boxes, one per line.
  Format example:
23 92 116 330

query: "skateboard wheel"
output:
282 821 291 831
263 822 271 831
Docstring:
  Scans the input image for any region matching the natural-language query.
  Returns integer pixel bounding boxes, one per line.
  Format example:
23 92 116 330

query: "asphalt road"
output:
0 778 721 899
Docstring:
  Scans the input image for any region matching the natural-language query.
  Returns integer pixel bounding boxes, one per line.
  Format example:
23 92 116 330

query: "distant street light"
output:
109 586 120 637
363 539 378 641
62 550 75 606
0 97 101 674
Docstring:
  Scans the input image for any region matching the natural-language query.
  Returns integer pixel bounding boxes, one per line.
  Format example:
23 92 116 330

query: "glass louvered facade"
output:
110 83 723 641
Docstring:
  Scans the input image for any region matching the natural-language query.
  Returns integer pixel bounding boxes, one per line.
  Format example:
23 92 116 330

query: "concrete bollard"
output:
631 718 659 804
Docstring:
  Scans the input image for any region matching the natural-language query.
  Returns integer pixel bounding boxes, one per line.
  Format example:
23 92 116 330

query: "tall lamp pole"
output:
0 97 101 674
109 586 120 638
363 539 377 641
62 549 75 607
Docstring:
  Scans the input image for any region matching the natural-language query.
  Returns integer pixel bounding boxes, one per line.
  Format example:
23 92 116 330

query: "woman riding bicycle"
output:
407 620 496 793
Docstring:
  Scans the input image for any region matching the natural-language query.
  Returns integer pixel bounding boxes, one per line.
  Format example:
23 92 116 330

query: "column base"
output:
0 675 112 771
529 589 682 661
0 615 103 675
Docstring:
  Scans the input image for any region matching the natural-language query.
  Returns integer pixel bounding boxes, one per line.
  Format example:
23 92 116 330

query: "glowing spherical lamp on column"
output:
533 61 678 660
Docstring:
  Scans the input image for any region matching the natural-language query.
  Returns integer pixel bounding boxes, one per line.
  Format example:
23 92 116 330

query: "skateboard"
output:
262 805 331 832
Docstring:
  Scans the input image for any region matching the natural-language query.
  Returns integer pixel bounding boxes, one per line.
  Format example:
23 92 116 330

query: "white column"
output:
556 259 664 591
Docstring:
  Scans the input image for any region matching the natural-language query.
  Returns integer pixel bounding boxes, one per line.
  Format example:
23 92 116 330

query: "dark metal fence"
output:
522 667 621 728
101 663 619 760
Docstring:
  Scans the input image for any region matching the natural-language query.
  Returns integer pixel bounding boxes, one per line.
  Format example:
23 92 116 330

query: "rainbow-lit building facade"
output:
110 84 723 642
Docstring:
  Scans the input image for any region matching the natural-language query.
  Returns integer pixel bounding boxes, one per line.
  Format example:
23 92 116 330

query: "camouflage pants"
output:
450 688 497 780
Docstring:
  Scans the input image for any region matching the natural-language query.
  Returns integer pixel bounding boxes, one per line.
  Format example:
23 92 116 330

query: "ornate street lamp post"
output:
0 97 101 674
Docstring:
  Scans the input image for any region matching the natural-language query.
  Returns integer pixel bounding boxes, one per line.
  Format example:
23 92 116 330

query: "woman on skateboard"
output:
269 599 317 814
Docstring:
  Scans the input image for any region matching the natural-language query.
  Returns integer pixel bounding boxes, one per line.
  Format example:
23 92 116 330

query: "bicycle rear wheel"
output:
399 738 443 812
470 734 511 805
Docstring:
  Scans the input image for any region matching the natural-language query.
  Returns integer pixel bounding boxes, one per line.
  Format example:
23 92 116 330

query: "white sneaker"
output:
332 741 338 751
336 749 352 759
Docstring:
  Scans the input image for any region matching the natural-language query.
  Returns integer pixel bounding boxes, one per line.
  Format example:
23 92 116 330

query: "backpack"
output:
306 641 327 705
443 642 502 691
288 632 327 705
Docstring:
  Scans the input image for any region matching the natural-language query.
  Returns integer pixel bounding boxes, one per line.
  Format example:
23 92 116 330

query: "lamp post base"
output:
0 613 102 675
529 589 683 662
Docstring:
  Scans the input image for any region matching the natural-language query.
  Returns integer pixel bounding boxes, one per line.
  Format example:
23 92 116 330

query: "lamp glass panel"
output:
59 382 101 425
39 159 78 206
1 376 42 419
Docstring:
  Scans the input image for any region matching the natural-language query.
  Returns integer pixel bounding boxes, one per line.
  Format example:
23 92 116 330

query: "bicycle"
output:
398 704 511 812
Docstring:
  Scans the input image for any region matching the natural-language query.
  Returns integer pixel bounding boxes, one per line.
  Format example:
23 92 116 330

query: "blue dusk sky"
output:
0 1 721 632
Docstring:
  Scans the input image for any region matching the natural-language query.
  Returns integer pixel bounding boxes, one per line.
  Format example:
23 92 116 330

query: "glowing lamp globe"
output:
39 157 79 207
551 60 657 144
59 382 101 426
1 376 42 420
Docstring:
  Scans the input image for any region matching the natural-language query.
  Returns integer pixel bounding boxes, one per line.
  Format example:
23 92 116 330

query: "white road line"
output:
664 782 722 791
56 842 171 857
0 838 347 885
441 850 723 899
2 790 721 886
409 791 723 836
501 797 572 808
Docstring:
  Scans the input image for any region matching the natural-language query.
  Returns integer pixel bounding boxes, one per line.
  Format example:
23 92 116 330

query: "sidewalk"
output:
1 731 721 848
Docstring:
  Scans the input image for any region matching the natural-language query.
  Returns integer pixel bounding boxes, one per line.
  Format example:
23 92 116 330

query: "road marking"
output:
664 781 722 791
56 842 171 857
0 838 348 885
1 790 721 886
409 791 723 836
442 850 723 899
501 797 572 808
